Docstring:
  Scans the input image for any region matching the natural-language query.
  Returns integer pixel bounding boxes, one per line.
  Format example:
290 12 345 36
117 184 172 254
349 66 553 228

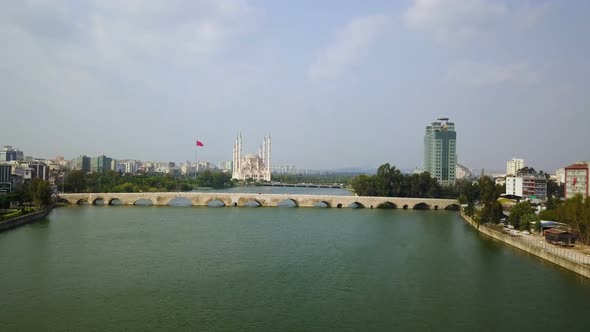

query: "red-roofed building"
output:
564 162 590 199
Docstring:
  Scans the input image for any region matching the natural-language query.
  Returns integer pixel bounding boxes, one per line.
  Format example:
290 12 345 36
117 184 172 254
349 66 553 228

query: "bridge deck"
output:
58 192 459 210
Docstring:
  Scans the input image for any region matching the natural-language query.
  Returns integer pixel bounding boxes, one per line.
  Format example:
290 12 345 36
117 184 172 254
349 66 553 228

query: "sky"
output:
1 0 589 172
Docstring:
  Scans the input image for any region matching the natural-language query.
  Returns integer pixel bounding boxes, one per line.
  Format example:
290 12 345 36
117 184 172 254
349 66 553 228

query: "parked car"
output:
507 225 515 229
522 230 531 235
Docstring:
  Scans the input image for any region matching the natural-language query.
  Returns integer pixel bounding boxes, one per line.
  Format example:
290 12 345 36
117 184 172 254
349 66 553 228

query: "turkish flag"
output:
196 140 204 147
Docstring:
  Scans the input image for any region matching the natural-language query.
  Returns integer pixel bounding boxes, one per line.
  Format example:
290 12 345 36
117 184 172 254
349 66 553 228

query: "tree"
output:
66 170 87 193
463 202 476 218
351 175 377 196
350 164 444 198
520 213 539 231
33 180 52 206
508 201 535 229
477 200 504 224
554 195 590 245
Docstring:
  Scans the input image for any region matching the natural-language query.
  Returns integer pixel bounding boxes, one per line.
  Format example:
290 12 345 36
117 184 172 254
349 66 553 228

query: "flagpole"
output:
194 144 197 180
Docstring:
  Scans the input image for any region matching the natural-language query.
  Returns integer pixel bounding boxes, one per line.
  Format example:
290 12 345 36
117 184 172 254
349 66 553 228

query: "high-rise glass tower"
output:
424 118 457 186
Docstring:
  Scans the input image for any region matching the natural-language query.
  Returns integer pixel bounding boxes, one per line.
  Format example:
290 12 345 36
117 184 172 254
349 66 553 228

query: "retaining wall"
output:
0 208 51 233
460 212 590 279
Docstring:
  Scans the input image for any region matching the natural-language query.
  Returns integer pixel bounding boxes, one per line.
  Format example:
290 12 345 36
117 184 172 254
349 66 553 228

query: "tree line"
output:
63 170 233 193
271 173 357 185
0 178 53 209
350 164 466 198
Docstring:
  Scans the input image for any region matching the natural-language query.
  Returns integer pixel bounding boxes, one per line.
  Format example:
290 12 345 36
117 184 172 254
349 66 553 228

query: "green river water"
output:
1 206 589 331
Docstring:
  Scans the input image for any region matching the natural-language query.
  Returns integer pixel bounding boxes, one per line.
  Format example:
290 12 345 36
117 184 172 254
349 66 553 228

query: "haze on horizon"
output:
1 0 589 173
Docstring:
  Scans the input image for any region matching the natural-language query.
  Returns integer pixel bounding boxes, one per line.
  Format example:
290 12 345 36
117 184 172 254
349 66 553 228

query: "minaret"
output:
233 137 237 177
238 133 243 179
262 137 267 166
267 134 271 178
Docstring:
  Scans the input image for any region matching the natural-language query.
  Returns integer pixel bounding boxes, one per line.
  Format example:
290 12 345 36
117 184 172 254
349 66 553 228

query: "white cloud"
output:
308 14 391 81
0 0 261 159
404 0 549 42
447 61 537 87
404 0 506 41
87 0 257 65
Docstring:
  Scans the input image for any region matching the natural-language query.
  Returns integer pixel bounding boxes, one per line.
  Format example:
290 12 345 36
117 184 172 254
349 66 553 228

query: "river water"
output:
192 185 353 196
1 204 589 331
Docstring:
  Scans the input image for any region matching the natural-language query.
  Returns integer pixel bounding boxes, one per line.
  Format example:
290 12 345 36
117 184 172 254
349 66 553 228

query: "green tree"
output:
351 174 377 196
66 170 87 193
554 195 590 245
33 180 52 206
475 176 504 224
520 213 539 231
508 201 535 229
463 202 476 218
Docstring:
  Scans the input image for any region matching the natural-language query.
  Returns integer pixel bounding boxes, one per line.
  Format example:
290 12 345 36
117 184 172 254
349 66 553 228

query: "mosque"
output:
232 134 272 182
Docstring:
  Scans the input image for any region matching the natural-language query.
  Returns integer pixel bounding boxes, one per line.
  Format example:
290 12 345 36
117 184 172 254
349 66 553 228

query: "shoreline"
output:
459 211 590 279
0 207 52 233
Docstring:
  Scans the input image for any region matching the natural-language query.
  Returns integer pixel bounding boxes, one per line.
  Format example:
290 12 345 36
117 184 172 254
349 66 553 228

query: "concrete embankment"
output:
460 212 590 279
0 208 51 233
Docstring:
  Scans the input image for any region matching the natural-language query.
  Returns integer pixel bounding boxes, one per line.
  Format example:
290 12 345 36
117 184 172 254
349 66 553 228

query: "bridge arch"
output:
109 198 122 206
76 198 89 205
92 197 105 206
413 202 430 210
403 204 409 210
336 203 343 208
207 199 226 207
377 202 397 209
167 197 192 207
348 202 365 209
277 198 298 208
56 197 70 204
444 203 461 211
315 201 330 208
134 198 153 206
243 199 262 207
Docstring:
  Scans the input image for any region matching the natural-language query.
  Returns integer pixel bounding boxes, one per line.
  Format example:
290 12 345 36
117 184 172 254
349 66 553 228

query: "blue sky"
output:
1 0 589 172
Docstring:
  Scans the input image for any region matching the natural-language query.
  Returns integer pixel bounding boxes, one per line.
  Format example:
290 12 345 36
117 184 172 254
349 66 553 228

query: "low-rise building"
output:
0 163 12 193
564 162 589 199
506 171 547 201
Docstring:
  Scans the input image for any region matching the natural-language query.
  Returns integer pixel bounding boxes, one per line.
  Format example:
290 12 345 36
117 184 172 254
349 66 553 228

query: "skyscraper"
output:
424 118 457 186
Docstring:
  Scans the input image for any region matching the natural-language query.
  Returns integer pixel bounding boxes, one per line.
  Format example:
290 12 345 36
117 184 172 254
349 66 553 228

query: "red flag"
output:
196 140 204 147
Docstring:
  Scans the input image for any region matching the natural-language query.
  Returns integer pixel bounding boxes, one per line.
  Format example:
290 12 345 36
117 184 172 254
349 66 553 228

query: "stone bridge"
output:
58 192 460 210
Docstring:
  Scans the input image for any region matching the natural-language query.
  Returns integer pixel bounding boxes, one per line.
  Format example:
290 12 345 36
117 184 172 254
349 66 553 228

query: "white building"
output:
218 161 233 172
506 158 525 176
456 163 472 180
506 173 547 201
232 134 271 182
115 160 139 174
564 162 590 199
555 168 565 184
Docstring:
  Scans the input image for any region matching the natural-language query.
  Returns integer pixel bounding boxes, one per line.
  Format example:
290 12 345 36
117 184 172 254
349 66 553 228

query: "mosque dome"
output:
245 153 260 161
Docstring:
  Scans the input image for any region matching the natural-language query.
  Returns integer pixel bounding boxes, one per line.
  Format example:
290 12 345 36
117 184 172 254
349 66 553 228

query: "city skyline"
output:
2 1 589 171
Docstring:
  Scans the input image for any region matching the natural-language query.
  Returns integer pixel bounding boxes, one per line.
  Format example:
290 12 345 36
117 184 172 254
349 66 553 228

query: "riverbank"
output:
459 211 590 279
0 207 51 233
